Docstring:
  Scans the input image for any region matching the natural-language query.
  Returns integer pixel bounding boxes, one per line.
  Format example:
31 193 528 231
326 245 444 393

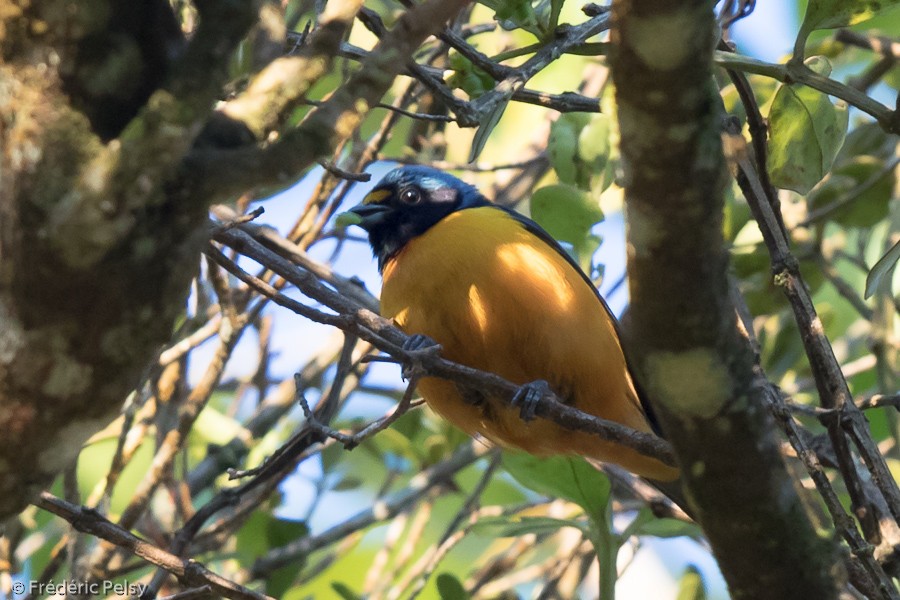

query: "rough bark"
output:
0 0 257 520
0 0 471 522
610 1 844 598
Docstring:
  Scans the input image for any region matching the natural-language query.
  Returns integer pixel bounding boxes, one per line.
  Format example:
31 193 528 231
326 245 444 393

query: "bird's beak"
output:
343 202 392 231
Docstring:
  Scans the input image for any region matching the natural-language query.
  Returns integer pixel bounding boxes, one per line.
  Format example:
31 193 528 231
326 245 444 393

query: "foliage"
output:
5 0 900 599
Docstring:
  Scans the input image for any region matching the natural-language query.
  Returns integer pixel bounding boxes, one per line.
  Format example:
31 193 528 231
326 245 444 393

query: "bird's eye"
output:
399 188 421 204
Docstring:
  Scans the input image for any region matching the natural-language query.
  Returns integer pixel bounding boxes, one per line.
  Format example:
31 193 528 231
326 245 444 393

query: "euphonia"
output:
346 166 678 481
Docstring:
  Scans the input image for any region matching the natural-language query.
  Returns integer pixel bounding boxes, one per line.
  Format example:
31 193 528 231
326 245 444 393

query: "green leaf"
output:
578 113 612 173
367 426 419 463
808 157 894 227
321 438 347 472
676 566 707 600
529 183 604 269
549 114 585 184
236 511 272 559
502 453 618 598
865 239 900 299
447 52 494 99
635 517 704 540
330 475 363 491
192 406 245 446
801 0 900 32
235 513 308 598
502 452 611 519
436 573 470 600
478 0 540 34
469 84 515 162
835 121 894 165
796 0 900 54
885 63 900 90
472 515 588 537
335 211 363 228
331 582 363 600
548 0 564 31
77 435 155 515
767 57 848 194
549 113 609 191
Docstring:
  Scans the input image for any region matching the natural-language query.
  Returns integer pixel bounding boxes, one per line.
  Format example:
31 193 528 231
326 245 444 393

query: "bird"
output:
343 165 679 482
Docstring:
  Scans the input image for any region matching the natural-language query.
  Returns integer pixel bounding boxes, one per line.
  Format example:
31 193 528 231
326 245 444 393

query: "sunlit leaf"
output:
367 426 419 463
335 211 362 228
77 436 154 515
192 406 245 446
801 0 900 32
677 565 708 600
865 239 900 299
767 57 848 194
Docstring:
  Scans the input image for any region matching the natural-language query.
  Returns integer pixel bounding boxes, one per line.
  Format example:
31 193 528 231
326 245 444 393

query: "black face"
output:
348 166 488 270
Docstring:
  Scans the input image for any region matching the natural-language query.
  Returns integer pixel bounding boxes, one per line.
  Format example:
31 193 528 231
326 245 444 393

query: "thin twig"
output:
765 383 899 599
715 51 900 133
251 444 487 576
316 159 372 182
836 29 900 59
34 493 274 600
403 457 503 599
728 125 900 535
295 372 420 450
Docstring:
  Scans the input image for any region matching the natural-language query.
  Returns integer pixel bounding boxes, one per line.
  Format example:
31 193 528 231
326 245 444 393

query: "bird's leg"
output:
400 333 442 380
511 380 552 422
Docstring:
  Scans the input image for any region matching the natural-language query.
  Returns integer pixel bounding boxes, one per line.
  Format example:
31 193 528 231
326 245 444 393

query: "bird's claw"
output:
400 334 441 380
511 380 551 422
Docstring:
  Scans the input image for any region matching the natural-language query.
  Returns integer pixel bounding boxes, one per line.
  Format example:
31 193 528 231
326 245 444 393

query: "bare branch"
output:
181 0 471 203
251 444 488 576
35 493 273 600
714 51 900 133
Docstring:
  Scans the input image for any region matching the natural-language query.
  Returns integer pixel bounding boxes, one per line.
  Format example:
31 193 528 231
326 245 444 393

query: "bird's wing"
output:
491 204 663 436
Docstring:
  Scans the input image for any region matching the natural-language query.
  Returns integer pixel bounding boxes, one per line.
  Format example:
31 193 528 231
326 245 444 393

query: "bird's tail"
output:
588 459 694 522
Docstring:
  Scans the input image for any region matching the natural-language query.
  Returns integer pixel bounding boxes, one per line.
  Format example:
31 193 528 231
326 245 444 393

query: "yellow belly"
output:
381 206 677 480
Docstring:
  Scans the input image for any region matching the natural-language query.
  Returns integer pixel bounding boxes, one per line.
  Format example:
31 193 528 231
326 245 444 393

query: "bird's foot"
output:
511 380 551 422
400 334 441 380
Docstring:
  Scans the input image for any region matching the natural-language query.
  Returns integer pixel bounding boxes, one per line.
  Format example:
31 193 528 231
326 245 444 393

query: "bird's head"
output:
341 166 488 270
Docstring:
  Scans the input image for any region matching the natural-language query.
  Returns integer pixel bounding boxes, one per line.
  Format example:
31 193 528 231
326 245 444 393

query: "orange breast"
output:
381 206 677 480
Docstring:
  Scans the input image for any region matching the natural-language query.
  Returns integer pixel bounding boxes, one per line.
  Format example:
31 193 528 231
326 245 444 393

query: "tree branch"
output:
251 444 487 576
35 493 274 600
209 227 677 466
0 0 255 520
181 0 471 204
611 0 843 597
714 50 900 133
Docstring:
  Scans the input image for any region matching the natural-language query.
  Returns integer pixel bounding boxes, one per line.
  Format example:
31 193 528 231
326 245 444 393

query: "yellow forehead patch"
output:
363 189 391 205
